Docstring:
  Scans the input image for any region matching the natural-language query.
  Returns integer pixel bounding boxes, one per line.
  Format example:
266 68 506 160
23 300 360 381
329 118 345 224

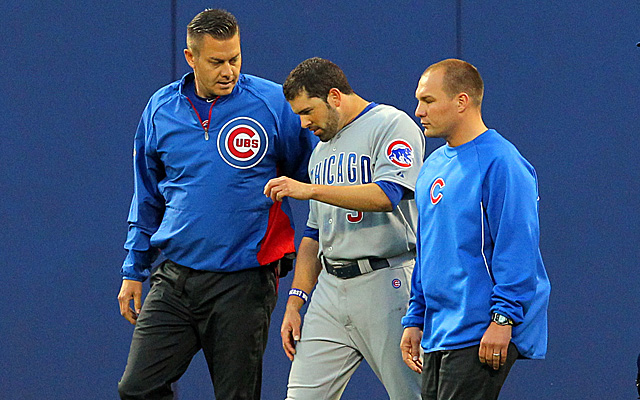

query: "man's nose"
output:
220 62 233 77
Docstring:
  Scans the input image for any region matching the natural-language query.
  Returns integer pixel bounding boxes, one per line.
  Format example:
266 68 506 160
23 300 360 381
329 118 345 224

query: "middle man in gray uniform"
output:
264 57 423 400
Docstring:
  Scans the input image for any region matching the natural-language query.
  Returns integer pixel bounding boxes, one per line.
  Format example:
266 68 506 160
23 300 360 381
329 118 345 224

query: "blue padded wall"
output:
2 1 638 399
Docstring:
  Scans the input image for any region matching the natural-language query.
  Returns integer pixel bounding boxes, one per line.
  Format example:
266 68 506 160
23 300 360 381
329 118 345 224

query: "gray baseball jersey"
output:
287 103 424 399
306 104 425 262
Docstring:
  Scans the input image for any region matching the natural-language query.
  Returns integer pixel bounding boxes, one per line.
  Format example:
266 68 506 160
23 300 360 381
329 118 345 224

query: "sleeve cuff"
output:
374 180 406 209
303 225 319 242
401 315 424 329
120 249 156 281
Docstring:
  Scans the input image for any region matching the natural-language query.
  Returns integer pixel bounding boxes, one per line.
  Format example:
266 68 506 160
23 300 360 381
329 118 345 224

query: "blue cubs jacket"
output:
402 129 550 359
121 73 316 281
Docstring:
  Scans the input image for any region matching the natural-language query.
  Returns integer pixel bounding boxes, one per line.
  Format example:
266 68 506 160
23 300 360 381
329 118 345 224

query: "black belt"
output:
323 257 390 279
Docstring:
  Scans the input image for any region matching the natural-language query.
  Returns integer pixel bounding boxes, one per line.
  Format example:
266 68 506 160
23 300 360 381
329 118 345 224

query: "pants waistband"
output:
321 251 415 279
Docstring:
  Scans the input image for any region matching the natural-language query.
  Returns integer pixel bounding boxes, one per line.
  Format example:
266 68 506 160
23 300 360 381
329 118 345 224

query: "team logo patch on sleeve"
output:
217 117 269 169
386 140 413 168
392 278 402 289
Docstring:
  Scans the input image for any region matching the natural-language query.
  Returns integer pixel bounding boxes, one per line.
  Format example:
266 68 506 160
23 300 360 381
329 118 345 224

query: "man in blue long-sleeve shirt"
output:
400 59 550 400
116 9 316 400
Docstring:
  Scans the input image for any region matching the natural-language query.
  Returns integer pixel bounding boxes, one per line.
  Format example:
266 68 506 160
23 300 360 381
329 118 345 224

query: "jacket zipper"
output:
186 96 219 141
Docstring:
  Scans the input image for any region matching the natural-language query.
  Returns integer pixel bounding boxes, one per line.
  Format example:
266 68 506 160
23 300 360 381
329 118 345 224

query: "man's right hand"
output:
118 279 143 325
400 326 423 374
280 304 303 361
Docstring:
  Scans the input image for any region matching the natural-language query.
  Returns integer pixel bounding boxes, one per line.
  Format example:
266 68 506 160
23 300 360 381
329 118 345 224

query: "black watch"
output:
491 313 514 326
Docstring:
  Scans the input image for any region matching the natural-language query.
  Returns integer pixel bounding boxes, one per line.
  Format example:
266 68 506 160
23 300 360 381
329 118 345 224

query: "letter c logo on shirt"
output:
217 117 269 169
430 178 445 205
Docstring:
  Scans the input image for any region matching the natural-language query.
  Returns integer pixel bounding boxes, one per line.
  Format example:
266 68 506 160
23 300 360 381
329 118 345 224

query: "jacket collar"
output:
178 72 243 103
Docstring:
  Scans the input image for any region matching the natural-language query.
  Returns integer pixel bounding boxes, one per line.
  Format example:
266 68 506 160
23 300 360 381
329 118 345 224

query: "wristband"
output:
288 288 309 304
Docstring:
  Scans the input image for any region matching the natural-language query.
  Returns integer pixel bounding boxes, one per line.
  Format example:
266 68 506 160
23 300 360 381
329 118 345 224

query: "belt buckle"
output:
329 262 346 278
323 256 344 269
324 258 351 279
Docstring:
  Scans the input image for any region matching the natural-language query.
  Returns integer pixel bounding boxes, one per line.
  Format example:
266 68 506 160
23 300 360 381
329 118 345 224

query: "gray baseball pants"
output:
286 260 421 400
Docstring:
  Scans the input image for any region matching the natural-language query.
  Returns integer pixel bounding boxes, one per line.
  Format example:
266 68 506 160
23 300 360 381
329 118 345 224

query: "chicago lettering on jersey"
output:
311 152 372 185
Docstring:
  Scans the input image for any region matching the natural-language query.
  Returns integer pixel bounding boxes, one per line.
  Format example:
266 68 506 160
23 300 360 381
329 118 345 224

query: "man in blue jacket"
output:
400 59 550 399
116 9 316 400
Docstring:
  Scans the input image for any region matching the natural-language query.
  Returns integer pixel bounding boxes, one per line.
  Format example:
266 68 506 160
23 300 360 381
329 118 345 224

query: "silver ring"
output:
492 353 500 357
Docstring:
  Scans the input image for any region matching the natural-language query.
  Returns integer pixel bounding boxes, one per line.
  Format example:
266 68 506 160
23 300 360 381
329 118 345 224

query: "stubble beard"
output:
318 104 341 142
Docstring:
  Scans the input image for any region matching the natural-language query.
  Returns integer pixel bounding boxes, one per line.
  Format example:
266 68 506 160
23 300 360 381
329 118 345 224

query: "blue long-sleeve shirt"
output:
121 73 317 281
402 129 550 359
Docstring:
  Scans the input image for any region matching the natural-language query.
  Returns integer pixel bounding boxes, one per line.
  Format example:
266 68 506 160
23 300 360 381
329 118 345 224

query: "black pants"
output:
422 343 519 400
118 260 278 400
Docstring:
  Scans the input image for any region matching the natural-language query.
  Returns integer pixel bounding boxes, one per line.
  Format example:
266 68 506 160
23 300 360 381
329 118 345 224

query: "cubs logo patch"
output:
217 117 269 169
392 278 402 289
386 140 413 168
430 177 445 205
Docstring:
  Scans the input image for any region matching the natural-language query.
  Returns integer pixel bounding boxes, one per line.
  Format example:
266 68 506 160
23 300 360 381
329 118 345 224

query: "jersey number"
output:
346 211 363 223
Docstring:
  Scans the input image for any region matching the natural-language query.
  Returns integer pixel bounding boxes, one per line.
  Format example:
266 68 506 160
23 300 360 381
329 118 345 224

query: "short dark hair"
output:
283 57 354 101
187 9 238 53
424 59 484 107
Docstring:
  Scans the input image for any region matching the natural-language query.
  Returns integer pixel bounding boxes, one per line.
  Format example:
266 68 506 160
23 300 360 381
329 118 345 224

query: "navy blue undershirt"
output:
183 78 218 128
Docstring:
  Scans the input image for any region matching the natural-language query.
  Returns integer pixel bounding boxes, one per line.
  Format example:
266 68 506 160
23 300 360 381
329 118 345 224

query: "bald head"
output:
423 59 484 108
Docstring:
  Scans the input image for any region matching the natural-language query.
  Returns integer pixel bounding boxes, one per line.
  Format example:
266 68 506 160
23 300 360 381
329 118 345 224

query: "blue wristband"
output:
288 288 309 303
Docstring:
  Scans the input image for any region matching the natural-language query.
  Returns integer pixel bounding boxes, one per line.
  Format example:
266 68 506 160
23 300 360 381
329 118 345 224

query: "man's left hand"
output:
478 322 512 370
264 177 312 202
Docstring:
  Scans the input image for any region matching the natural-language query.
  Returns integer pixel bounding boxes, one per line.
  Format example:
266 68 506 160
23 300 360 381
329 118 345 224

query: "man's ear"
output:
184 48 195 69
327 88 342 108
457 92 471 113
